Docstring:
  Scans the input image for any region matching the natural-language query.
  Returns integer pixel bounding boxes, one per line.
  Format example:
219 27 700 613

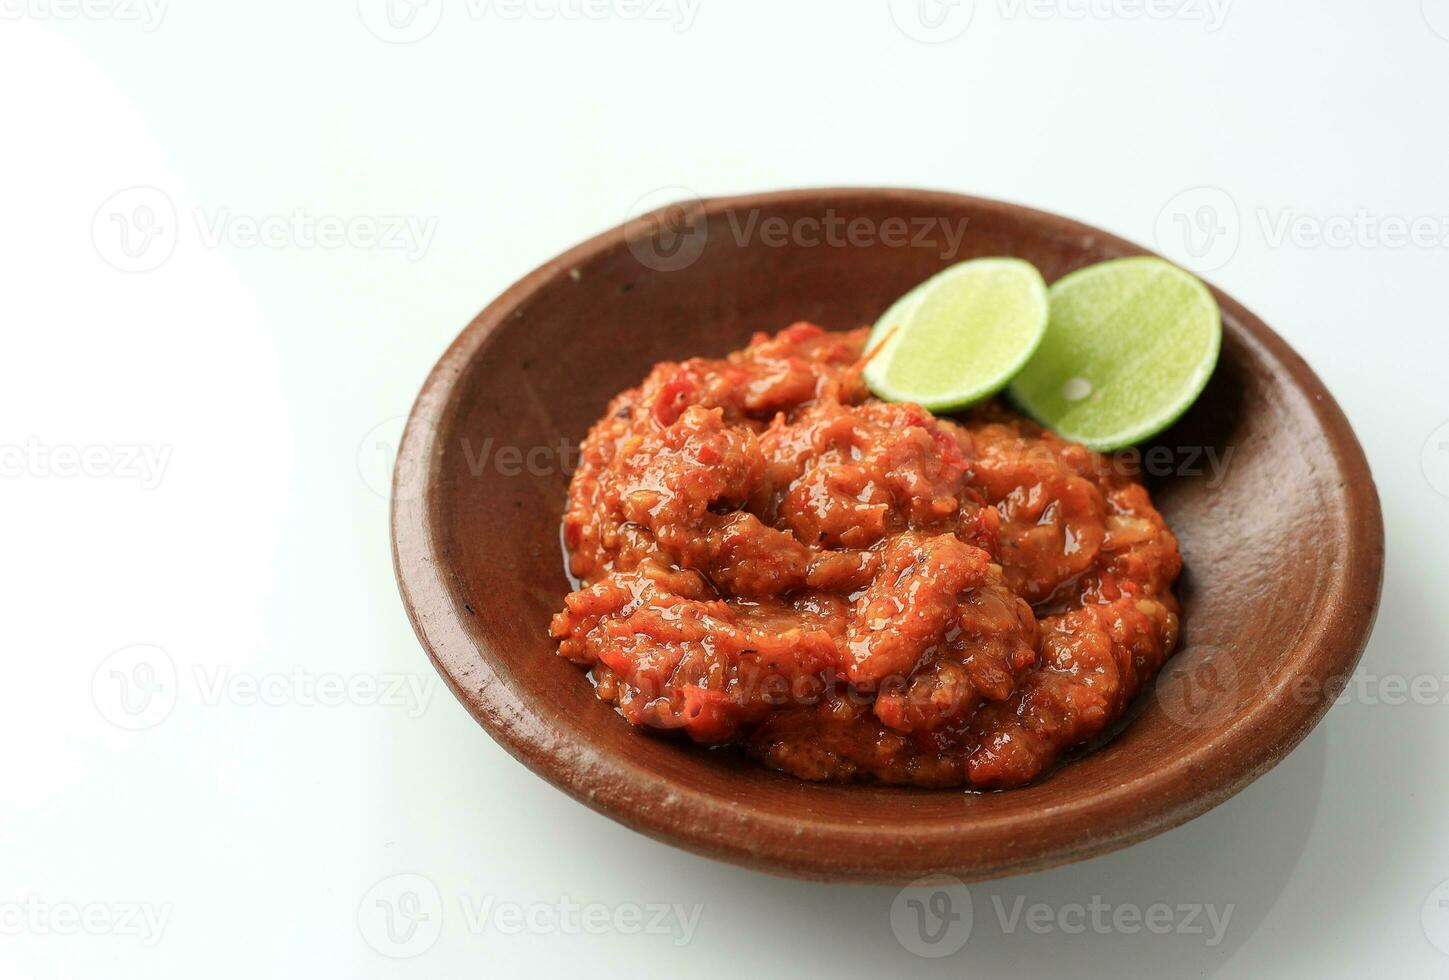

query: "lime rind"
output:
1007 257 1222 451
863 258 1049 413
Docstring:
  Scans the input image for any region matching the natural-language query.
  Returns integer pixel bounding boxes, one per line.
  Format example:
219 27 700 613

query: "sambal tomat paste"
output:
550 323 1181 788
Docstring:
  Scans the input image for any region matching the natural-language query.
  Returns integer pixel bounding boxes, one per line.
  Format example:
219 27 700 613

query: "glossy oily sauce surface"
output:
551 323 1181 788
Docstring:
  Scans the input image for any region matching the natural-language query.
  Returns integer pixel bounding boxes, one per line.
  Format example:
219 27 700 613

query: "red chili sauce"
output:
551 323 1181 788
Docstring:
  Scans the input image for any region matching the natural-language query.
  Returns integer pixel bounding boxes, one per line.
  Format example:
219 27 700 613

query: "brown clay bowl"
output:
391 188 1384 883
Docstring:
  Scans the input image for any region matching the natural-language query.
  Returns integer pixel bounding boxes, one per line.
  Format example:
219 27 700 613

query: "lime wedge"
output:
863 258 1049 412
1008 257 1221 451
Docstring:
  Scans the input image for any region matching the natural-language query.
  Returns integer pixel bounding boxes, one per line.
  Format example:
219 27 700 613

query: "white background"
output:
3 1 1447 976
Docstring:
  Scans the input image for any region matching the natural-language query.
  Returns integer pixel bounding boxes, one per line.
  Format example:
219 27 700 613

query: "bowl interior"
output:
399 190 1381 882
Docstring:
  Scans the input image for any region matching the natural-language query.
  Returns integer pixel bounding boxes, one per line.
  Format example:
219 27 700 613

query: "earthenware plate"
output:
391 188 1384 883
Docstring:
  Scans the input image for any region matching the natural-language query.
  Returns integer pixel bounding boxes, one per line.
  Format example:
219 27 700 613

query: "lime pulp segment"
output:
1007 257 1222 451
863 258 1049 412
